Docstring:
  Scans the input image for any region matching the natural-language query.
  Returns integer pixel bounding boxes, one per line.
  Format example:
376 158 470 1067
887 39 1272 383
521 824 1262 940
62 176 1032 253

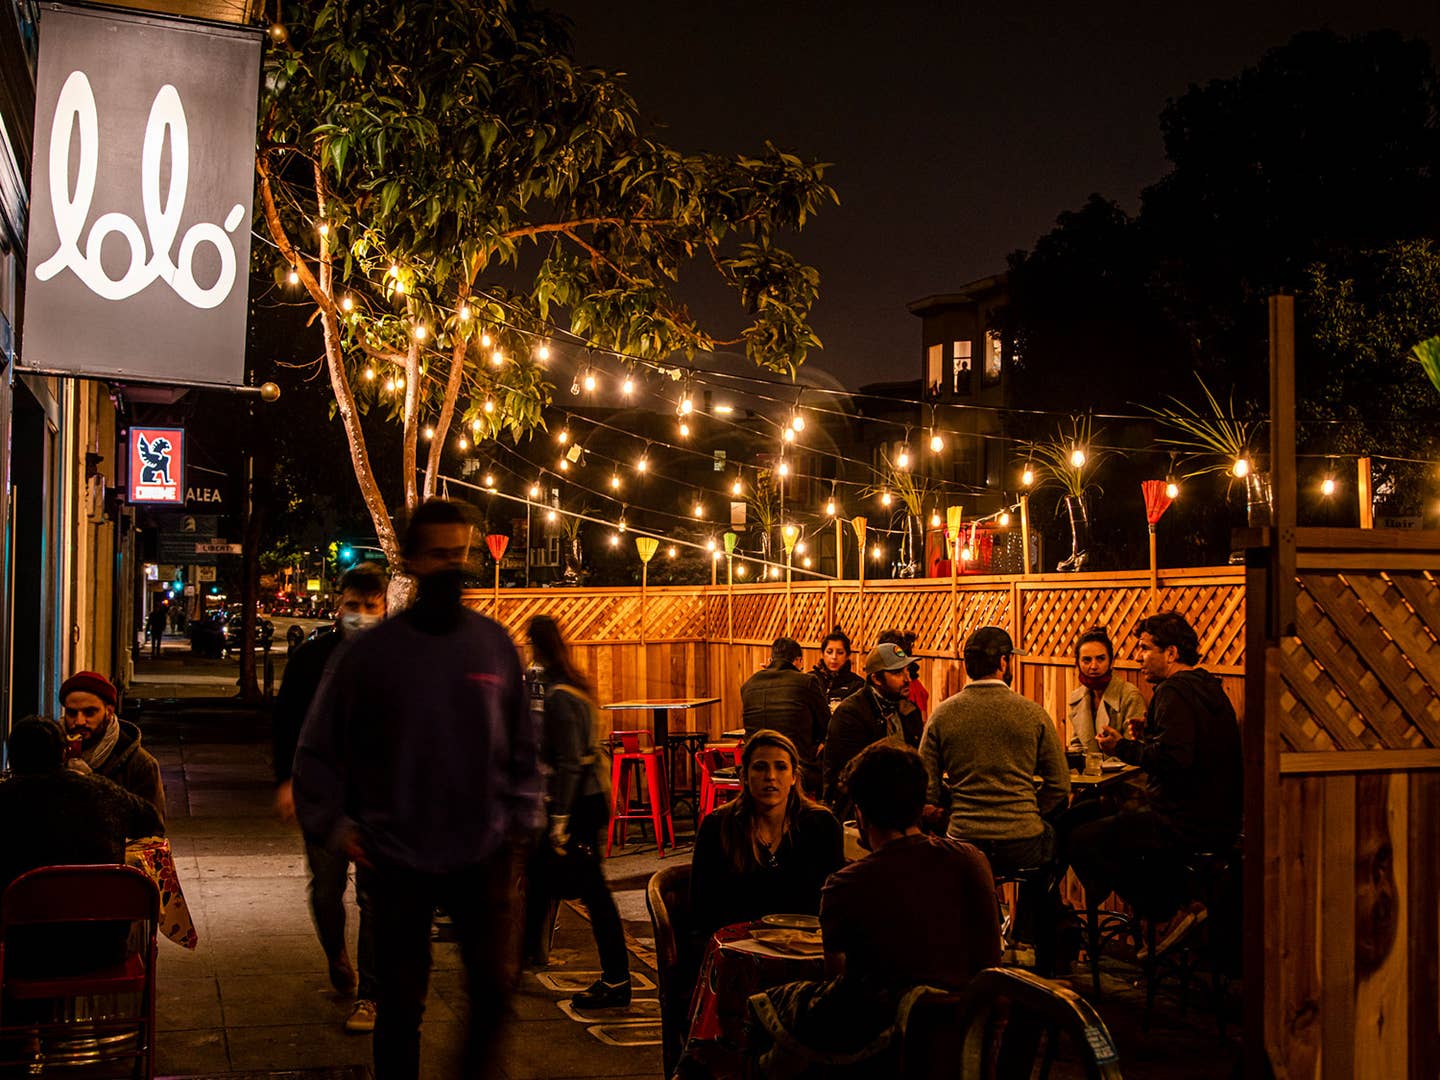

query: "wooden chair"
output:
955 967 1123 1079
646 862 695 1079
0 864 160 1079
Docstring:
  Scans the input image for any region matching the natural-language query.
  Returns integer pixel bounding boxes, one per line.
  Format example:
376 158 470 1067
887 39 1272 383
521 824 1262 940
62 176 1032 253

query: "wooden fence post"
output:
1357 456 1373 528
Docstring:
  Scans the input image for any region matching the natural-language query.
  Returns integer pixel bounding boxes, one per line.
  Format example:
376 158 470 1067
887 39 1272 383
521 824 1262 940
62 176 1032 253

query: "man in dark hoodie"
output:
60 671 165 822
295 499 541 1080
1069 611 1242 917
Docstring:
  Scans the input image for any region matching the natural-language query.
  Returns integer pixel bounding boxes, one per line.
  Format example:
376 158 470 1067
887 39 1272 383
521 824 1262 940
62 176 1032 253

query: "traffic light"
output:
339 545 355 565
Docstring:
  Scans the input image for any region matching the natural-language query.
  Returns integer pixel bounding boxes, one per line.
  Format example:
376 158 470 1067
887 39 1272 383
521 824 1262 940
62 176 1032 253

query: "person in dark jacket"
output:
877 628 929 719
809 627 865 712
60 671 165 821
1070 611 1242 918
525 615 630 1011
822 643 923 812
741 637 830 795
273 561 387 1033
0 718 163 976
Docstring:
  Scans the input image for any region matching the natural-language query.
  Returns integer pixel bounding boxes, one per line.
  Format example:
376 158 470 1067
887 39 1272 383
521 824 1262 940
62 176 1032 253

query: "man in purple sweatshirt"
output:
295 500 542 1080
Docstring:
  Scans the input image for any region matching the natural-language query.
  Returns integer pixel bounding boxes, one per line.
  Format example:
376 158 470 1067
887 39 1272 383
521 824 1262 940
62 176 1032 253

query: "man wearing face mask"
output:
295 500 542 1080
272 560 388 1033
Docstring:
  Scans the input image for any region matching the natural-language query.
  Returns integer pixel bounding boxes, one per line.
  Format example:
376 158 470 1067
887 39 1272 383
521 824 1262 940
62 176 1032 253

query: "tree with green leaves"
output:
257 0 836 569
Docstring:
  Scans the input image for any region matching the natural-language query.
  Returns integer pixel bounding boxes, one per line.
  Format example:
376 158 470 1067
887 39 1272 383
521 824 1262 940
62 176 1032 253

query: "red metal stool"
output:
696 746 743 820
607 730 675 856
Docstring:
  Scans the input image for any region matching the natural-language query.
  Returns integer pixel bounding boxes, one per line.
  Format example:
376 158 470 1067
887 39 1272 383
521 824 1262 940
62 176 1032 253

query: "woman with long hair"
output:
689 730 844 939
525 615 631 1010
809 626 865 712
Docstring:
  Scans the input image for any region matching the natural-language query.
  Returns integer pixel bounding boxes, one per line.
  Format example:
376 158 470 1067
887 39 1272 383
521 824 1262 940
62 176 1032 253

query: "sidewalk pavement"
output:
142 697 671 1079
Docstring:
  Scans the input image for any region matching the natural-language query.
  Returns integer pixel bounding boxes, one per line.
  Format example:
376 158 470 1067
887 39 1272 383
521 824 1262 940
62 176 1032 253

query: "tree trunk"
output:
402 335 420 511
424 333 468 499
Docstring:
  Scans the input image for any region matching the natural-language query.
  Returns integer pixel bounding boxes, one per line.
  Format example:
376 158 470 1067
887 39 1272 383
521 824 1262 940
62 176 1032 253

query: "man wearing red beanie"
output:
59 671 166 821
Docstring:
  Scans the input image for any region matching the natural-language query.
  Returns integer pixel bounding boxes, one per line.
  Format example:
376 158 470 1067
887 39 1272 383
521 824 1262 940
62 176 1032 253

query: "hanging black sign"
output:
20 5 262 386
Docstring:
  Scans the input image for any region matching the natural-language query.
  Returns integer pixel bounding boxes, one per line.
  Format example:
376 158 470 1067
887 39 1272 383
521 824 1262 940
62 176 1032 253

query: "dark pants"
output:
964 825 1062 973
304 837 377 999
148 629 162 659
1068 809 1190 918
525 805 630 983
368 847 516 1080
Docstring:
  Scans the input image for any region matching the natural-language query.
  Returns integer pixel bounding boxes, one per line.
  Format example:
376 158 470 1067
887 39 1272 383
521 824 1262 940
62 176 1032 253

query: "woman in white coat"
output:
1066 627 1146 753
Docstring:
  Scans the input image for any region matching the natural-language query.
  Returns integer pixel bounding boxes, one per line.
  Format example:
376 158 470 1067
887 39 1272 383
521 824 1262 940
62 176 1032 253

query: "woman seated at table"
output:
690 730 844 940
809 626 865 712
1067 626 1145 754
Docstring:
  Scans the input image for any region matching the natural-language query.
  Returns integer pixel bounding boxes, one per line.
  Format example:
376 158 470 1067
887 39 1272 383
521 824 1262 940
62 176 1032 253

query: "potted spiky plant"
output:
1019 416 1110 572
1143 376 1266 526
864 449 934 578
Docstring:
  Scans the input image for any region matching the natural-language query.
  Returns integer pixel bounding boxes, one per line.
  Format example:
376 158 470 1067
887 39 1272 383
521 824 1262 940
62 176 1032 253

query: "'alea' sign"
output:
21 5 263 386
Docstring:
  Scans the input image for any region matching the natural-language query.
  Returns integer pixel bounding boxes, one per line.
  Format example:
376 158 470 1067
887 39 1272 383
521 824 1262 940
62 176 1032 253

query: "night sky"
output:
550 0 1440 390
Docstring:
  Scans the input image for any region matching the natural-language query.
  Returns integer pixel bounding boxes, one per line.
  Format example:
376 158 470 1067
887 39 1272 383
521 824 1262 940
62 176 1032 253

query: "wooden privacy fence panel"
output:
1249 531 1440 1079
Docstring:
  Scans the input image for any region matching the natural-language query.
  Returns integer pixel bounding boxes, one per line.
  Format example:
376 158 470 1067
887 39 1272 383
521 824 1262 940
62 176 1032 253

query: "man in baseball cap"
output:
59 671 165 821
823 642 923 811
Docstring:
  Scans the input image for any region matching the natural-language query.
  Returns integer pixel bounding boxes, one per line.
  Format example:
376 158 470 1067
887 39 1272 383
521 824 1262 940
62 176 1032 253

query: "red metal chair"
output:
607 730 675 856
0 864 160 1079
696 746 743 820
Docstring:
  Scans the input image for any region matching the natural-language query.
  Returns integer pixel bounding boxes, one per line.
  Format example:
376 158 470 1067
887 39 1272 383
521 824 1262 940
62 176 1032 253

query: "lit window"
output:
983 330 1003 387
926 344 944 395
952 340 972 393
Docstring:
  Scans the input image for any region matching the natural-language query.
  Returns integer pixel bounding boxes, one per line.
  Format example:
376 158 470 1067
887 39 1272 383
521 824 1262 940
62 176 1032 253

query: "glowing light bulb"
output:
637 457 649 473
318 221 329 236
961 546 972 561
897 448 910 470
693 502 704 518
731 478 743 497
459 304 471 320
618 519 628 533
413 324 427 341
287 266 299 285
783 525 796 539
998 511 1010 527
930 431 944 453
546 509 557 523
737 564 748 578
483 473 494 488
715 403 734 414
1070 447 1086 468
609 533 619 547
622 375 634 395
782 427 796 444
393 279 406 295
557 429 569 445
529 483 541 499
481 332 493 348
341 295 354 312
483 398 494 413
423 426 434 440
825 499 836 516
471 419 481 435
583 371 596 393
1232 457 1250 479
872 545 883 560
795 541 806 555
384 377 396 392
1165 481 1180 500
667 546 677 558
679 421 690 438
1322 476 1336 496
680 396 693 415
930 511 941 528
537 343 551 361
491 350 504 367
388 263 399 278
558 459 569 472
395 376 405 389
707 538 717 552
363 367 375 381
880 491 892 507
458 437 468 450
791 414 805 432
778 462 790 478
1022 466 1034 487
610 474 621 490
802 556 812 568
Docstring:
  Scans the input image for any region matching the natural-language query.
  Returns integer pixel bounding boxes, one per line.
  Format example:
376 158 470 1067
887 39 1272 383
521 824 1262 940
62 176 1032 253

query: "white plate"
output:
760 913 820 930
1101 760 1128 771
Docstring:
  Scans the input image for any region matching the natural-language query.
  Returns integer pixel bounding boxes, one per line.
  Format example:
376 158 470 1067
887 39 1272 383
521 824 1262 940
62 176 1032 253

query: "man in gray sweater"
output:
920 626 1069 968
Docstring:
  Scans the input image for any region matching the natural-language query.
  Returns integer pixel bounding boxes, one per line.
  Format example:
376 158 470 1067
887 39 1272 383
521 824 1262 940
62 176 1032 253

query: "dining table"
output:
125 835 197 949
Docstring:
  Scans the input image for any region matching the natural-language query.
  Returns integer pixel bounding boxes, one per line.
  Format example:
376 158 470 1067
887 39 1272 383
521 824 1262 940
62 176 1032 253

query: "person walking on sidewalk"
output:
295 500 542 1080
524 615 631 1010
273 561 388 1034
145 604 167 660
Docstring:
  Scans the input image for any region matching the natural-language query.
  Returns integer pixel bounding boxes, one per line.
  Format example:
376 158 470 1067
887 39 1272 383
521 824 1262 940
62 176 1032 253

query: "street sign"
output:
197 566 217 582
183 585 196 596
306 579 322 592
20 5 263 386
195 542 242 555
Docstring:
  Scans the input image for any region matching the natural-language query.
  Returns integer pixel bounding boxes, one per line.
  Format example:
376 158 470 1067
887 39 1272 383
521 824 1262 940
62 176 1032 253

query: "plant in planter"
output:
1143 376 1266 525
864 449 935 577
556 508 590 586
1019 416 1110 572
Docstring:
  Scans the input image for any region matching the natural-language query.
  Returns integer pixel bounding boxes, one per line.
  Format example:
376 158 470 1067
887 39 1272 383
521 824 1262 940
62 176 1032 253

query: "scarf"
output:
869 686 906 740
67 717 120 776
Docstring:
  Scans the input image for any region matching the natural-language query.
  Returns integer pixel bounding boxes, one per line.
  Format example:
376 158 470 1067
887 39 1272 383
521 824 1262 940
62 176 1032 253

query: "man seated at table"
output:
741 637 830 795
1070 611 1242 925
822 643 923 814
919 626 1069 969
0 718 165 975
60 670 166 822
747 743 1001 1075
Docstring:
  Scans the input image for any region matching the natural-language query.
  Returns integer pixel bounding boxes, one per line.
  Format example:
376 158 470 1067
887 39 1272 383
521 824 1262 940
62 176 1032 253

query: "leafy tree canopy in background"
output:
258 0 837 564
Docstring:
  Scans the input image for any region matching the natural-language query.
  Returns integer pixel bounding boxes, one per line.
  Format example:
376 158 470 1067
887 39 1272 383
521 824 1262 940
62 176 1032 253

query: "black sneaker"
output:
571 977 631 1010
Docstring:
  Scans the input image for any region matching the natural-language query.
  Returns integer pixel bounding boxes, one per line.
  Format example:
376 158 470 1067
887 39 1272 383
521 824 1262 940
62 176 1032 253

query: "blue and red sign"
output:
128 427 184 504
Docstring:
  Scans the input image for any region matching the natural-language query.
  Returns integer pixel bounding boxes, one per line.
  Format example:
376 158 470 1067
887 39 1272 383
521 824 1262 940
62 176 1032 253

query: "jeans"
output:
304 838 377 999
367 846 517 1080
1067 809 1189 918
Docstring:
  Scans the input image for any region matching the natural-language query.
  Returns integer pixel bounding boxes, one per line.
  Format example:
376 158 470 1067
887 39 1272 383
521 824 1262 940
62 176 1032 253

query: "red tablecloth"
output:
683 921 825 1057
125 836 197 949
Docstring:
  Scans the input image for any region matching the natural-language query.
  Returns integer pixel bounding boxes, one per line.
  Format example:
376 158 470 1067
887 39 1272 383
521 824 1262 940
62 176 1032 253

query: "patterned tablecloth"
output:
683 921 825 1056
125 836 197 949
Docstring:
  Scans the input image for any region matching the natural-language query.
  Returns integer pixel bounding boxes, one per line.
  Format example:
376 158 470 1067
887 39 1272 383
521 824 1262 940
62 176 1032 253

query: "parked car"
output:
225 614 275 656
188 614 226 659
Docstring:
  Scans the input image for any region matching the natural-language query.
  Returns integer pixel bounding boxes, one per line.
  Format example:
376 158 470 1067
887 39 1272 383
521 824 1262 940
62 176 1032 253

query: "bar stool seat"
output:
607 730 675 857
696 748 742 820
